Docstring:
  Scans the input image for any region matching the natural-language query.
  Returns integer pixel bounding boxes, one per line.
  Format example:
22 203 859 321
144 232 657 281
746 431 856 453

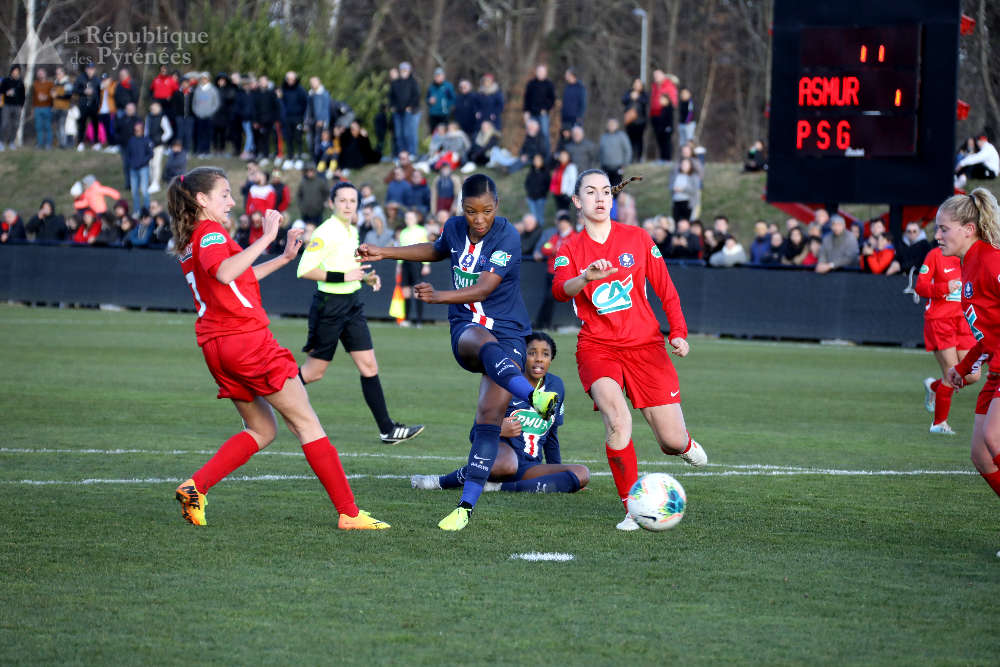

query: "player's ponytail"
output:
166 166 227 256
574 169 643 197
938 187 1000 249
611 175 642 197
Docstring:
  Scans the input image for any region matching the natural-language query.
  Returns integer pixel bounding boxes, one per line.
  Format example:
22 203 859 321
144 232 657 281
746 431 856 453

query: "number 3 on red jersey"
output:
185 271 207 317
185 271 254 319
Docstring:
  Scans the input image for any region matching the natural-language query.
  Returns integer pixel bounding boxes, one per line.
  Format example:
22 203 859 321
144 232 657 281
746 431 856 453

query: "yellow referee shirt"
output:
296 214 362 295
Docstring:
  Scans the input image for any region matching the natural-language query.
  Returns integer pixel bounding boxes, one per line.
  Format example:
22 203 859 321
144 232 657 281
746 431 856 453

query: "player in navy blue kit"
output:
358 174 559 530
410 332 590 493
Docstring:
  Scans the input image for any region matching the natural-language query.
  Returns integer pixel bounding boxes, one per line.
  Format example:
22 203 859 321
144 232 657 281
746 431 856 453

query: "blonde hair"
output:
938 187 1000 248
166 166 227 256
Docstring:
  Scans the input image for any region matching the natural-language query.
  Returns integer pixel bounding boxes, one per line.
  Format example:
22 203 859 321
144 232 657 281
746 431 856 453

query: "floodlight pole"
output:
633 8 648 84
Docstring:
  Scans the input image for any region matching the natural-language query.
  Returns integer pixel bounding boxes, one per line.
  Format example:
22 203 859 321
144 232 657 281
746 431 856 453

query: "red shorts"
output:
975 371 1000 415
576 341 679 409
201 327 299 402
924 316 977 351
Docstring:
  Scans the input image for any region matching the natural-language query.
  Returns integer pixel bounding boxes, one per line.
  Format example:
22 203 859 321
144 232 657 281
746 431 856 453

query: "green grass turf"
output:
1 305 999 664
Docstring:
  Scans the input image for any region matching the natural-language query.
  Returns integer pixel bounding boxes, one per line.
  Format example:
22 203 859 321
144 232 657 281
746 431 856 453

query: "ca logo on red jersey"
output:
592 275 634 314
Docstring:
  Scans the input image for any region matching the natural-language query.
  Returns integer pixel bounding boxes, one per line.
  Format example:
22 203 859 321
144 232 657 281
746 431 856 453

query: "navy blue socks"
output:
459 423 501 507
477 342 534 401
500 470 581 493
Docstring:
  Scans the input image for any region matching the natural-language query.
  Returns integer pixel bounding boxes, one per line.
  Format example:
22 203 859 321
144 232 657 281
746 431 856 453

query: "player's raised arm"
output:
252 211 303 281
357 241 445 263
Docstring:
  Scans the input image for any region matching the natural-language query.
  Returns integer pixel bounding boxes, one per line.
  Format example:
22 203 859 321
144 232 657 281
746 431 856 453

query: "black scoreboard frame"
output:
766 0 961 205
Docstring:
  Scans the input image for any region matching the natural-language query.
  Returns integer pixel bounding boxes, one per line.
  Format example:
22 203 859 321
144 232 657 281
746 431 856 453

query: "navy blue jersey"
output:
433 215 531 338
504 373 565 463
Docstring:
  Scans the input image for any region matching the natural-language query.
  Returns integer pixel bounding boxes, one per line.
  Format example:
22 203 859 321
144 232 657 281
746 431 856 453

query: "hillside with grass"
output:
1 148 997 245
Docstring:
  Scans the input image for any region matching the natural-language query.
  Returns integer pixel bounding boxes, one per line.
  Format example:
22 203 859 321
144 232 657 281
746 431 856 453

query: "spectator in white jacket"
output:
955 134 998 186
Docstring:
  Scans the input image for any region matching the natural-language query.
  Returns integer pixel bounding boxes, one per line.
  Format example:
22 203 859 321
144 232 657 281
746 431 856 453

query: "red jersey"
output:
179 220 270 346
552 222 687 348
914 247 963 320
955 240 1000 376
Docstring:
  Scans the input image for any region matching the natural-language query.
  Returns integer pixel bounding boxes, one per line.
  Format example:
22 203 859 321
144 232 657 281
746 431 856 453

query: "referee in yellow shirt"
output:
296 182 424 444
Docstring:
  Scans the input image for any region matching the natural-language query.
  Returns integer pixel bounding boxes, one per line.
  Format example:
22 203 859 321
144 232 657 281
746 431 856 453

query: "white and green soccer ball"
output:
626 473 686 531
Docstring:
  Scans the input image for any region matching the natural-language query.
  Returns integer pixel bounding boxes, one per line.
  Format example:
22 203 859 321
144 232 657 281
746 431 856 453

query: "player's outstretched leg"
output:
927 378 956 434
592 378 639 529
268 377 390 529
923 377 936 413
175 410 267 525
461 326 558 420
439 422 501 531
641 403 708 467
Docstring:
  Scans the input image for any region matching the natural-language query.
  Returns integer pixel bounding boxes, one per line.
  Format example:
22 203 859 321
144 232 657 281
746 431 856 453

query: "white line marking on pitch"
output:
0 469 979 485
0 448 977 476
509 553 575 562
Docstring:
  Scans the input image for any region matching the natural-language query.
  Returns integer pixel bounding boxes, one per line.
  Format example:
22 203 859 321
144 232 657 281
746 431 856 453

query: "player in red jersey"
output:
551 169 708 531
166 166 388 529
937 189 1000 544
914 244 977 434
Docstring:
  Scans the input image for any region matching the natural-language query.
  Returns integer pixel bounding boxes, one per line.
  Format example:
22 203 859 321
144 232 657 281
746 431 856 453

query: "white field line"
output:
0 470 979 486
0 447 976 475
509 553 575 562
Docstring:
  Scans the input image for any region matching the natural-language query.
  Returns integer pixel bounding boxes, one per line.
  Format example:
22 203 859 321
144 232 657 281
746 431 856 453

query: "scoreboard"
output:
795 25 920 157
766 0 961 205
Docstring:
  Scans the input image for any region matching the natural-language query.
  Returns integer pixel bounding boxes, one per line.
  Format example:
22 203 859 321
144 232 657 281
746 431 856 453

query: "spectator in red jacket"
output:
71 209 101 245
150 65 178 109
533 212 576 329
859 219 895 274
269 170 291 213
245 168 277 216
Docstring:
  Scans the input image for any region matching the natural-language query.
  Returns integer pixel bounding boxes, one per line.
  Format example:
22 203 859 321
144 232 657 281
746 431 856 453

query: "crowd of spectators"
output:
1 58 990 283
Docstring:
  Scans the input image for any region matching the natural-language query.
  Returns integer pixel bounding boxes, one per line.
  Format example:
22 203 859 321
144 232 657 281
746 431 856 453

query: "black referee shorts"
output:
303 291 374 361
401 261 424 287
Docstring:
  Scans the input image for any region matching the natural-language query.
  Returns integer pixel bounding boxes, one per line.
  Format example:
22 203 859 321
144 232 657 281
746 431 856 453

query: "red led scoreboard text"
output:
793 26 921 158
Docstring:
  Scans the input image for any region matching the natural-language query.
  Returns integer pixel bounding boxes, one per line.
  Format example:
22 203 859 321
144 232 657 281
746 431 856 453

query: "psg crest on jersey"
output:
964 282 973 299
618 253 635 268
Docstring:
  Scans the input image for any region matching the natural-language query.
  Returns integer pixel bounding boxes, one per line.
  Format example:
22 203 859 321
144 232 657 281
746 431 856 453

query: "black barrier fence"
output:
0 245 927 346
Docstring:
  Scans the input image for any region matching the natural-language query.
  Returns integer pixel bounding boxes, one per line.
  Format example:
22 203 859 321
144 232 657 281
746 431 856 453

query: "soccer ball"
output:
626 473 686 531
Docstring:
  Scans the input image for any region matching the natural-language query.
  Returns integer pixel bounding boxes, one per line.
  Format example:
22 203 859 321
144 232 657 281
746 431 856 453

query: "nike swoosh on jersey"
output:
944 268 955 273
670 390 680 397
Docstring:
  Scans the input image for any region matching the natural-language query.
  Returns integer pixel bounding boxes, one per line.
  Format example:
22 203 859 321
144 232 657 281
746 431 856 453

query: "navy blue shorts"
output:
506 441 543 481
449 323 526 374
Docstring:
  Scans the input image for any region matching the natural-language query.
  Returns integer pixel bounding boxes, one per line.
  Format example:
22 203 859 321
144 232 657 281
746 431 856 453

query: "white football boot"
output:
923 377 936 413
680 439 708 467
410 474 442 490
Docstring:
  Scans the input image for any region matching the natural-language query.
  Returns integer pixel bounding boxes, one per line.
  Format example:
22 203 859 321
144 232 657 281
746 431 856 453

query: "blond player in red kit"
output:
552 169 707 531
914 245 977 434
938 188 1000 555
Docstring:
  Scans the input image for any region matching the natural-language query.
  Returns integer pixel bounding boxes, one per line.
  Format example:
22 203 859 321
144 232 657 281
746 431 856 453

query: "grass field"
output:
2 305 1000 664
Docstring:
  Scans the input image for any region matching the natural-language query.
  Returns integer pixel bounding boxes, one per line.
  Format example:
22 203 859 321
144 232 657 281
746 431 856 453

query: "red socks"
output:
984 453 1000 499
302 437 359 517
983 470 1000 498
606 440 639 508
192 431 259 494
930 379 954 425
